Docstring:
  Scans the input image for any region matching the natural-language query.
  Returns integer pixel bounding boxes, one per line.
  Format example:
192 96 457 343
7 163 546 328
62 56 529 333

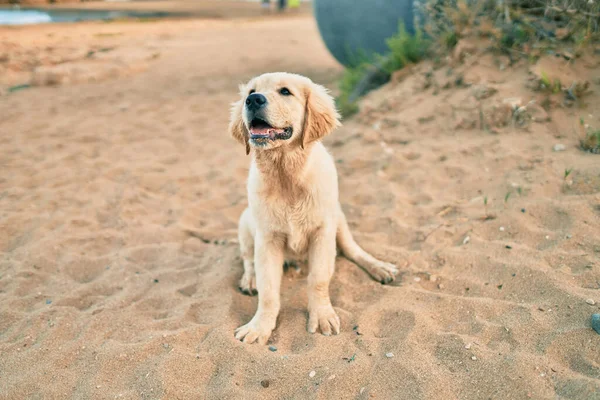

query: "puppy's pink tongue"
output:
251 128 284 136
251 127 270 135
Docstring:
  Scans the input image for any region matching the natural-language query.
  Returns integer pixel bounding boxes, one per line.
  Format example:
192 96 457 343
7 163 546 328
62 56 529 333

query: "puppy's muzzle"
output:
244 92 292 145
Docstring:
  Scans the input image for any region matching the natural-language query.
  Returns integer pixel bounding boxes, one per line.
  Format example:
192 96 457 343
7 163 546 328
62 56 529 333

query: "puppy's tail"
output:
336 208 399 284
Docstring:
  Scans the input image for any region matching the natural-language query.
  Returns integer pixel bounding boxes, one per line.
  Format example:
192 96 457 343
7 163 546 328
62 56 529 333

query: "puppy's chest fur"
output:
254 182 320 257
249 147 337 258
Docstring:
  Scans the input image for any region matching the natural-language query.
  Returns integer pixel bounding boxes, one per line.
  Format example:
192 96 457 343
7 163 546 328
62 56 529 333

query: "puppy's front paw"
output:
235 318 274 345
308 305 340 336
239 272 257 296
368 261 399 284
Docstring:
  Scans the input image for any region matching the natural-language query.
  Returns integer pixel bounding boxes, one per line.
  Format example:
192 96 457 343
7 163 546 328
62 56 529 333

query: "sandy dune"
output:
1 11 599 400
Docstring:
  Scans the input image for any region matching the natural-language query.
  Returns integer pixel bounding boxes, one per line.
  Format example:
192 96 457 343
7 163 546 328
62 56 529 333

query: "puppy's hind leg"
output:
238 208 257 296
336 208 399 284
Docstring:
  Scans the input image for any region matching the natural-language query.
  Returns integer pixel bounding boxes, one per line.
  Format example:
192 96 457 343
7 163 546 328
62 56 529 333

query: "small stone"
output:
591 314 600 334
261 379 270 388
499 227 505 231
586 299 596 305
553 144 566 152
465 343 472 349
309 370 316 378
414 277 421 282
463 236 471 245
96 386 101 389
545 235 550 240
268 346 277 352
328 375 336 380
385 352 394 358
360 387 366 395
566 234 572 239
471 356 477 361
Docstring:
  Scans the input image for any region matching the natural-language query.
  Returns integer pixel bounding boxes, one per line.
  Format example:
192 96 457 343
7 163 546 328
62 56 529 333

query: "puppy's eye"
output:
249 89 256 95
279 87 292 96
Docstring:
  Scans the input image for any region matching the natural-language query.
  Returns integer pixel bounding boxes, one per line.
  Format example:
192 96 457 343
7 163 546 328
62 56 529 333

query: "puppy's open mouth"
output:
249 118 292 144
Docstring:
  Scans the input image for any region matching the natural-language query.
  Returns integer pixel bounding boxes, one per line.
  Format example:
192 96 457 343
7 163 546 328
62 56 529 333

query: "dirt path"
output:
1 13 599 400
12 0 313 18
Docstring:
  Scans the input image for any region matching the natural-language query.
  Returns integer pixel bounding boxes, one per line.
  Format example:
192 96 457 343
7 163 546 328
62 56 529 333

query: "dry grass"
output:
579 118 600 153
421 0 600 52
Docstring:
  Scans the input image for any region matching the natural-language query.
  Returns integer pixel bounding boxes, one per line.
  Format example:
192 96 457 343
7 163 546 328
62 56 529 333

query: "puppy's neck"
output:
253 144 313 193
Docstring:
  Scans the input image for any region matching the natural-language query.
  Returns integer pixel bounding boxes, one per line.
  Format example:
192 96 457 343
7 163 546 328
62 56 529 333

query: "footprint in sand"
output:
63 257 110 284
375 310 415 340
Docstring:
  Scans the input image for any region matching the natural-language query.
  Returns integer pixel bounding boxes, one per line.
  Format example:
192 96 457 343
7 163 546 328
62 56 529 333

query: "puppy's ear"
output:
301 83 341 148
229 85 250 155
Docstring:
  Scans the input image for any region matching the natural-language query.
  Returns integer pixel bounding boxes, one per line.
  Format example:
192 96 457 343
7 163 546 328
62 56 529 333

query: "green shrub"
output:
337 63 371 117
383 23 430 73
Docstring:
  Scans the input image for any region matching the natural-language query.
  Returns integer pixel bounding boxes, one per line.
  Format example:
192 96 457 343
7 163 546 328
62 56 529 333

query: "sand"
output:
1 8 600 400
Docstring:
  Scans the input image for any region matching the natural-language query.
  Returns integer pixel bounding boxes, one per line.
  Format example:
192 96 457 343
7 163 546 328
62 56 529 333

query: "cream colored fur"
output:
229 72 398 345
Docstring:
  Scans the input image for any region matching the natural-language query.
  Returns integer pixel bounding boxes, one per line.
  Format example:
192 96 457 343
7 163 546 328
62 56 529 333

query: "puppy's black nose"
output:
245 93 267 111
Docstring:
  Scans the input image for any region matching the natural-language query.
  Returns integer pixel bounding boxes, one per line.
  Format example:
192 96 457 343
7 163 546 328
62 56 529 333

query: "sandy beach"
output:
1 5 599 400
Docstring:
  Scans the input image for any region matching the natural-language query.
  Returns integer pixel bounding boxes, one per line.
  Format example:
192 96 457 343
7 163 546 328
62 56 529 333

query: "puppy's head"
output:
228 72 341 154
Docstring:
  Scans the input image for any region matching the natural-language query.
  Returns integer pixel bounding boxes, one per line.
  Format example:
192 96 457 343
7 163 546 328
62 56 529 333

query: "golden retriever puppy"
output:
229 72 398 345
